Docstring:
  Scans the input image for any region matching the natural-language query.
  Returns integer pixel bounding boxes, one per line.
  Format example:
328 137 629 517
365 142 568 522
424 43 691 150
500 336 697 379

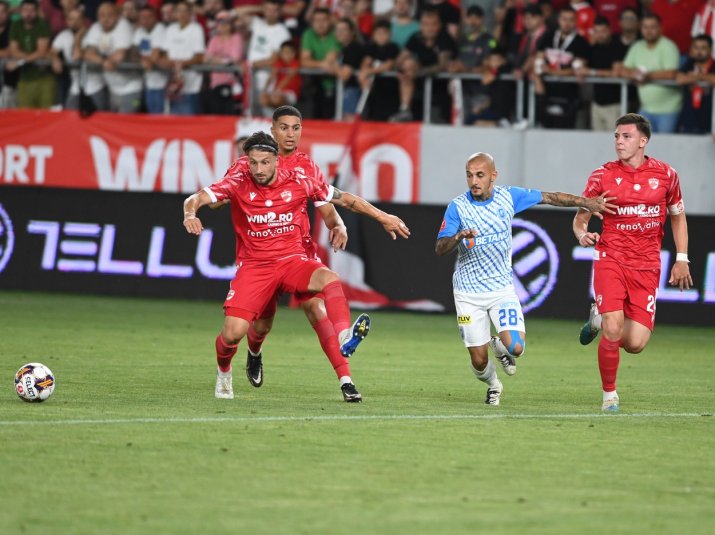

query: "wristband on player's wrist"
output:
184 212 196 219
675 253 689 263
577 232 587 242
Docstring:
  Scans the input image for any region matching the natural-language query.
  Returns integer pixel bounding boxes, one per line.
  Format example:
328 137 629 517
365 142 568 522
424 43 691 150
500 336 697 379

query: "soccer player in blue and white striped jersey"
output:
436 152 615 405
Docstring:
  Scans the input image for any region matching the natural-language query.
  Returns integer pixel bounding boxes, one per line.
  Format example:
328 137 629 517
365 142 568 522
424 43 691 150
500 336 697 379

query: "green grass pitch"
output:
0 291 713 534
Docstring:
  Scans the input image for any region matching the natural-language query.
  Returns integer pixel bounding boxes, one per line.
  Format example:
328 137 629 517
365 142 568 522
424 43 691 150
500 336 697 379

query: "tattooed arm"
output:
330 187 410 240
540 191 617 219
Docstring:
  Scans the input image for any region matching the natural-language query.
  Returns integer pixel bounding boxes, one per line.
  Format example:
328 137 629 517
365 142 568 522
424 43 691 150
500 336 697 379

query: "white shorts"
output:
454 287 526 347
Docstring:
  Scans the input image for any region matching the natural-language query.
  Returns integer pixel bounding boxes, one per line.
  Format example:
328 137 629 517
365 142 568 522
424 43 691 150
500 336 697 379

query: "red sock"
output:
246 324 266 355
313 317 351 379
322 281 351 337
215 334 238 372
598 337 621 392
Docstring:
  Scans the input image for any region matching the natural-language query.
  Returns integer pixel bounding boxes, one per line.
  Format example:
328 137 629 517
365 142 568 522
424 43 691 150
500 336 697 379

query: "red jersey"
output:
582 156 684 270
205 163 333 263
274 57 302 98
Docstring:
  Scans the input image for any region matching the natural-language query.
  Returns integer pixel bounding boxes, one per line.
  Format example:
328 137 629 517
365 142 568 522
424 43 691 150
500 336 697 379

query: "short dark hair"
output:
272 105 302 122
616 113 652 140
524 4 542 17
642 13 661 25
312 7 331 18
594 15 610 27
466 5 484 17
373 19 391 32
279 40 296 51
693 34 713 48
243 131 279 155
20 0 39 7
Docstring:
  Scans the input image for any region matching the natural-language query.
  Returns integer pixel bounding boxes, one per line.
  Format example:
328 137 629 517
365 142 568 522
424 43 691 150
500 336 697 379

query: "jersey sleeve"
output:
507 187 543 214
306 180 334 204
203 158 247 202
437 202 461 239
581 167 605 198
307 160 329 207
665 166 685 215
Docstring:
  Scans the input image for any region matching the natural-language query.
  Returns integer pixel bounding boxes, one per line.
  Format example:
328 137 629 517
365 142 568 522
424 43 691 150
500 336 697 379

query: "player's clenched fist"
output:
183 214 204 235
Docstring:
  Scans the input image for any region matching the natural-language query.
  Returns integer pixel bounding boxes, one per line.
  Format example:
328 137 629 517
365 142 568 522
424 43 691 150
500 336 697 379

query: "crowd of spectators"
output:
1 0 714 133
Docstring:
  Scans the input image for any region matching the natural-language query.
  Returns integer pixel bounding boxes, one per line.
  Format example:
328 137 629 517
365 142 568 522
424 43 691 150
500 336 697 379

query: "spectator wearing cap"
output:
205 10 245 115
449 5 496 123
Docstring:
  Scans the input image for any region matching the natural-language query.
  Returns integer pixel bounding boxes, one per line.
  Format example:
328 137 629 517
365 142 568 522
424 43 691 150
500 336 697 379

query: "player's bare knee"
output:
302 298 326 325
623 340 647 354
252 318 273 337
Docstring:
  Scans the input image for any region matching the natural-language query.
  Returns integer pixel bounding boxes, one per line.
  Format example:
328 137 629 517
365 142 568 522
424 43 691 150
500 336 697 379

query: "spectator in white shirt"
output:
239 0 291 115
51 6 106 110
160 0 205 115
134 5 167 114
83 1 143 113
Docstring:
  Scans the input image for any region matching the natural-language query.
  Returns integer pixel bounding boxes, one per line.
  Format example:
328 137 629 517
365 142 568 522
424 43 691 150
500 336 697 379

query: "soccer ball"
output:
15 363 55 402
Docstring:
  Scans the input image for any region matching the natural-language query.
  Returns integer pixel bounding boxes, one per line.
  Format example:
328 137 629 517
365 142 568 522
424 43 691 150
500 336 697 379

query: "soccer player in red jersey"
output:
573 113 692 412
244 105 359 401
183 131 410 401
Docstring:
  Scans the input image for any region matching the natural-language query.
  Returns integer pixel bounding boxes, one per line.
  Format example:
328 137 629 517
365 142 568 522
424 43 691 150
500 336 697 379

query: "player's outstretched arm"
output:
317 203 348 251
668 212 693 290
183 190 213 235
541 190 617 219
573 209 600 247
330 188 410 240
435 229 478 256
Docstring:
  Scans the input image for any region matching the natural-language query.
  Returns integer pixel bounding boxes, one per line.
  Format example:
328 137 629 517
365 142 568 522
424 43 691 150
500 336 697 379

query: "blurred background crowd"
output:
1 0 714 133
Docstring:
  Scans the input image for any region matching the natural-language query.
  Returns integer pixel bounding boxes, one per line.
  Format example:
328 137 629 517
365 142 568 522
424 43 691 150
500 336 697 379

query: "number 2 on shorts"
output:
499 308 519 327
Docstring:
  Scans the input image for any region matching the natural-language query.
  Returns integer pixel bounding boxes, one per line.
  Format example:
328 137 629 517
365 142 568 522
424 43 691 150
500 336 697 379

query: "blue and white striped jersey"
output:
437 185 543 294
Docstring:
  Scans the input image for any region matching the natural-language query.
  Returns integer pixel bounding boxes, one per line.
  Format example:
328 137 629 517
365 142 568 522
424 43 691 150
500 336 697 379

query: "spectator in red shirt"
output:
260 40 302 114
593 0 638 33
569 0 596 41
648 0 702 55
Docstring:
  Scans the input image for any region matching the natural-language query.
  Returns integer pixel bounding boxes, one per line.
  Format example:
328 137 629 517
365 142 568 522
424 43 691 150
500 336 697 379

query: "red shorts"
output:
593 257 659 330
224 256 326 321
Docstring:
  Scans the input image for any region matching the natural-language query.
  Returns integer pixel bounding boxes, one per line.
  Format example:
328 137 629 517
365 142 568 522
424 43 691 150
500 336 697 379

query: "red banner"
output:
0 111 420 203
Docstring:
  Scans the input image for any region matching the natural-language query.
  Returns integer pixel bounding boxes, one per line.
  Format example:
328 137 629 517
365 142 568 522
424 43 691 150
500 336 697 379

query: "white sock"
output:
472 360 499 388
593 314 602 330
338 328 350 347
603 390 618 401
248 348 261 357
339 376 352 386
492 337 510 356
217 366 232 376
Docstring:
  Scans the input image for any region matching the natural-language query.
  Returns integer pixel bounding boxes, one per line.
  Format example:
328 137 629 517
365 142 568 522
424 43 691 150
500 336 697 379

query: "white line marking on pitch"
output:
0 412 711 426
